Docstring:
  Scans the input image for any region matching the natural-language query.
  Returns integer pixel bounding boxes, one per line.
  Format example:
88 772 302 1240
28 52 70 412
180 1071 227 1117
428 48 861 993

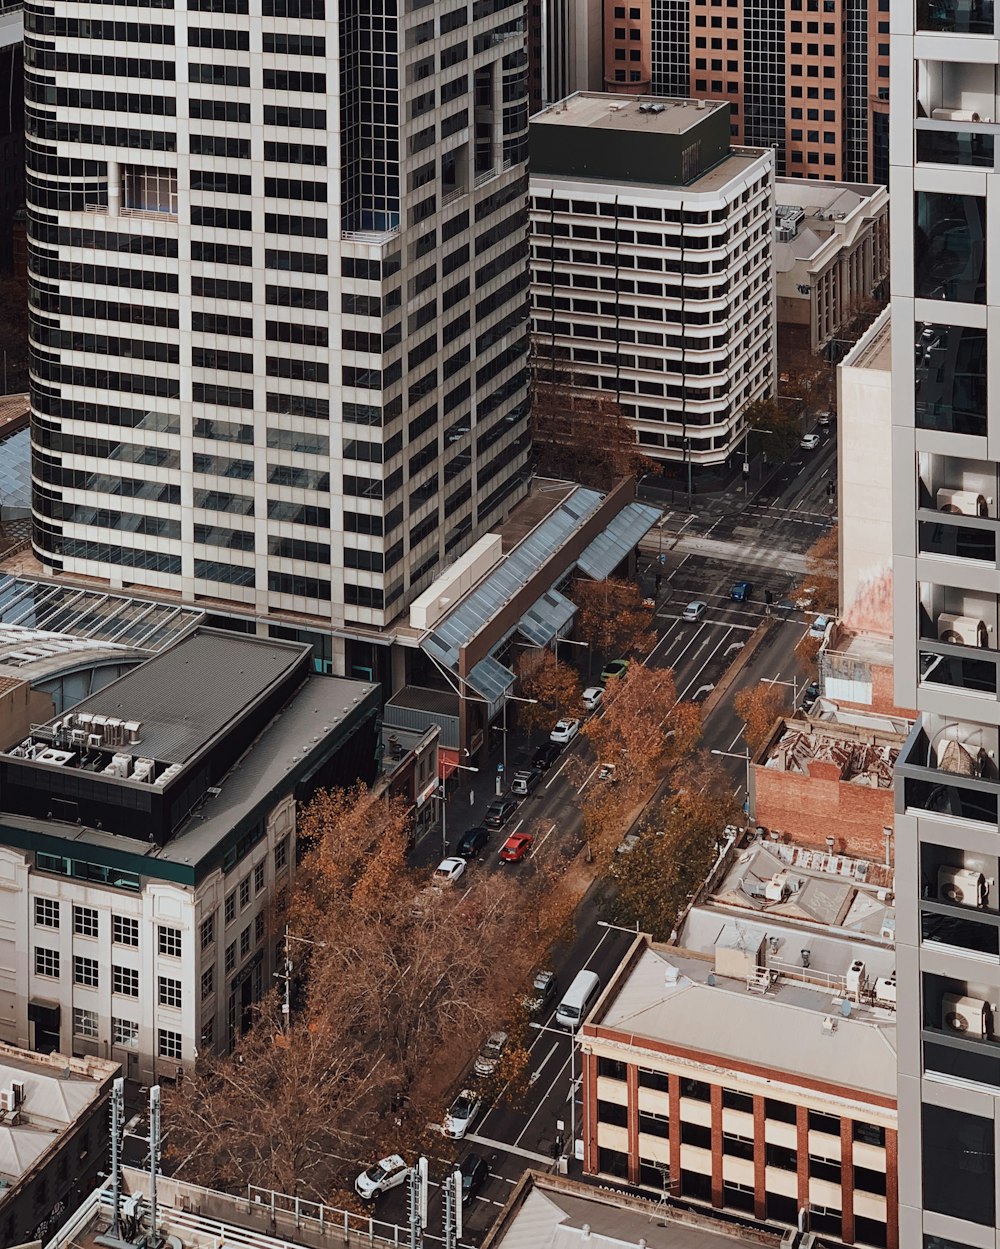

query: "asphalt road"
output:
379 423 840 1243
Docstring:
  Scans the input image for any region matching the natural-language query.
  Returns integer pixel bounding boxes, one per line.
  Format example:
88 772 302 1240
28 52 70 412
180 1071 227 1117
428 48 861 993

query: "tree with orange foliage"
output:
733 681 787 754
164 785 573 1200
573 578 657 663
795 525 839 615
514 648 582 734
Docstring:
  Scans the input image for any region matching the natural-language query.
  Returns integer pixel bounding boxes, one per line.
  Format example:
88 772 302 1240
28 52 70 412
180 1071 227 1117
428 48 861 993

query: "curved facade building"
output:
24 0 531 632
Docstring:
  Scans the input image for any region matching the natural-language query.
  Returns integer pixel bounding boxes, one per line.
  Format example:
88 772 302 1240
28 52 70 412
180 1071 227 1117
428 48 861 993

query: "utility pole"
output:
273 925 327 1030
108 1076 125 1239
408 1157 428 1249
443 1166 462 1249
148 1084 161 1248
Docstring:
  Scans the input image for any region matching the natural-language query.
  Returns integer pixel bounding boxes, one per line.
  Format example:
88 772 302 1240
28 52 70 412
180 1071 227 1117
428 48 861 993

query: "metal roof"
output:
518 588 577 648
0 577 202 652
468 654 515 708
576 501 660 580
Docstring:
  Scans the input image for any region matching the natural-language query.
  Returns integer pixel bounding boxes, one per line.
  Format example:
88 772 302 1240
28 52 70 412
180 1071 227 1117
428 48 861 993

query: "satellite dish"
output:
840 999 853 1018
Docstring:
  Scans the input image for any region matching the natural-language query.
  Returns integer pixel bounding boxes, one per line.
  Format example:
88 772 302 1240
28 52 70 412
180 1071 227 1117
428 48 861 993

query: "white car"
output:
682 600 707 621
549 718 580 744
444 1088 482 1139
808 613 831 640
433 857 466 887
582 686 605 711
801 432 820 450
355 1154 409 1199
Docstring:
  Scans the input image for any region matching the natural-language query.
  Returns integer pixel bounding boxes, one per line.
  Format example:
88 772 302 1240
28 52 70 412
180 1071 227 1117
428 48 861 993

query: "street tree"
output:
744 396 802 461
514 648 582 734
796 525 839 614
573 578 657 662
733 681 786 753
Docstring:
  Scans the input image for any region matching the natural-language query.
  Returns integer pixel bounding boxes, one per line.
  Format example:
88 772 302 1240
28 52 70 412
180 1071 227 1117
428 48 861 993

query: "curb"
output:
699 618 775 720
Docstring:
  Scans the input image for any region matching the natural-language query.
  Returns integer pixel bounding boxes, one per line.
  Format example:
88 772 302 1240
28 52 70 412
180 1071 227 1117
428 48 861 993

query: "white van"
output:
555 969 600 1030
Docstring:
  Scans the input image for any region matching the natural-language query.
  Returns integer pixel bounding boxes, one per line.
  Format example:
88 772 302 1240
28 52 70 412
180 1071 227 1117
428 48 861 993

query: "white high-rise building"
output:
24 0 531 632
891 4 1000 1244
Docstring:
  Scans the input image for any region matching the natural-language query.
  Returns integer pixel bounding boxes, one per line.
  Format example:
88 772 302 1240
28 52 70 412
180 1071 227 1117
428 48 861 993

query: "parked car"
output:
455 826 490 859
524 969 558 1016
444 1088 482 1139
801 432 820 450
355 1155 409 1200
730 580 754 602
682 600 707 621
459 1152 489 1205
499 832 533 862
484 797 517 829
549 717 580 745
532 741 562 771
511 768 542 796
474 1030 508 1077
801 681 821 711
433 857 467 887
816 410 833 428
582 686 605 711
808 614 831 640
601 658 631 681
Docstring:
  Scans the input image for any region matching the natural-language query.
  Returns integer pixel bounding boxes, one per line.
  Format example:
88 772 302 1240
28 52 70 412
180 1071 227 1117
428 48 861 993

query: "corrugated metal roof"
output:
576 501 660 581
468 654 515 707
518 588 576 647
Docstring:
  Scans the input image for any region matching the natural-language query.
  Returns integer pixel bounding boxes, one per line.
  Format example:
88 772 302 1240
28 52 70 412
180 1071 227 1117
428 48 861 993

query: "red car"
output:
499 832 533 863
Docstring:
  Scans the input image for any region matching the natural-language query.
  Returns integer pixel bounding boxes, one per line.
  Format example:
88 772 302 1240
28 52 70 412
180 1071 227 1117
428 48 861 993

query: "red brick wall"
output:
831 661 915 721
754 763 894 860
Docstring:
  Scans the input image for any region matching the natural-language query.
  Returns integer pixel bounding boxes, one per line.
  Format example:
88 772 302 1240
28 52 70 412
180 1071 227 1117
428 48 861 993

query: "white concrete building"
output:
24 0 533 633
529 93 775 471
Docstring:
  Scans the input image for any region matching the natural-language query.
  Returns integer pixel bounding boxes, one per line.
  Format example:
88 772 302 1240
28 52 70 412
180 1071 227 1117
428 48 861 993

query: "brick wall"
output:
754 761 894 860
832 660 915 720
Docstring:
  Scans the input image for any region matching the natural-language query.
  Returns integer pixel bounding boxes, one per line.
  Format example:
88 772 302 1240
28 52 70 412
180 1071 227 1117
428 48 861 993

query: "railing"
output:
82 203 109 214
121 206 178 221
246 1185 405 1246
341 223 401 245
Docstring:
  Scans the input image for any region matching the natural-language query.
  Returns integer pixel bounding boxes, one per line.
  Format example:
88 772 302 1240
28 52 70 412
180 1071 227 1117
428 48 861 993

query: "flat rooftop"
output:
533 92 727 136
843 307 892 372
590 942 897 1099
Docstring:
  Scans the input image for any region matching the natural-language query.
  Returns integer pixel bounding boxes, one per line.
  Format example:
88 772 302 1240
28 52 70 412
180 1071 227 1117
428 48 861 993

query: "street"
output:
383 422 839 1244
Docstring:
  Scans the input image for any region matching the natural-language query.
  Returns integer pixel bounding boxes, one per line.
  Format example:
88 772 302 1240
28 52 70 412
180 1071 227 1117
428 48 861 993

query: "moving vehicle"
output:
511 768 542 796
816 410 832 428
682 600 707 621
499 832 533 862
474 1030 508 1077
549 718 580 745
433 857 466 887
455 826 490 859
355 1155 409 1200
601 658 630 681
532 741 562 771
524 969 557 1015
459 1153 489 1205
801 433 820 450
555 969 601 1030
730 580 754 602
444 1088 481 1139
808 614 831 640
582 686 605 711
801 680 821 711
484 797 517 829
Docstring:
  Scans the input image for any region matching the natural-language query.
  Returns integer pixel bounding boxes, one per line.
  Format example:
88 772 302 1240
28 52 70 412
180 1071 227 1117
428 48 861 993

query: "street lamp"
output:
436 762 479 857
274 925 327 1029
710 746 752 815
597 918 643 936
530 1020 579 1164
496 695 538 790
740 425 774 496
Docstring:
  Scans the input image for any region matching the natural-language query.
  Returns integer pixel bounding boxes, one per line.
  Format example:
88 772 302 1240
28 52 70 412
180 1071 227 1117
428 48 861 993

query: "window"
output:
158 925 182 958
112 1017 139 1047
225 892 236 924
255 912 266 942
113 915 139 946
200 915 215 950
240 926 252 959
680 1077 711 1101
74 905 98 937
254 862 266 893
638 1068 669 1093
923 1104 995 1225
915 191 986 304
73 1007 98 1038
74 955 99 987
113 965 140 997
158 976 182 1008
239 876 251 909
34 898 60 928
201 966 215 1000
122 165 178 216
158 1029 182 1061
225 943 236 973
275 838 289 871
598 1100 629 1127
35 947 59 978
598 1057 628 1080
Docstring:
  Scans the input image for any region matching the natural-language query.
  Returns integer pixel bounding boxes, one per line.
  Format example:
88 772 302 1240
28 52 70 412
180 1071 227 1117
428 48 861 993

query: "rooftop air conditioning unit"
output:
937 613 988 647
0 1089 16 1113
86 734 102 750
846 959 867 996
938 865 988 908
937 488 988 517
942 993 989 1038
932 107 981 122
874 975 897 1006
10 1081 24 1107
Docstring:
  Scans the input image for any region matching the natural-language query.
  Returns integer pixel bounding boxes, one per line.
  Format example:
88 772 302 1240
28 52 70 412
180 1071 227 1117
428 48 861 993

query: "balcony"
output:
914 322 987 434
914 192 986 304
897 720 1000 825
917 0 993 34
917 127 995 168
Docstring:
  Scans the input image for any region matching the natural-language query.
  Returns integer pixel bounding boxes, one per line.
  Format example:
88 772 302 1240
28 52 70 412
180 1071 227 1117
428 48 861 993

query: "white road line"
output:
576 762 601 795
515 1050 572 1146
531 1041 559 1081
532 821 557 854
728 725 745 751
544 754 573 789
676 626 735 704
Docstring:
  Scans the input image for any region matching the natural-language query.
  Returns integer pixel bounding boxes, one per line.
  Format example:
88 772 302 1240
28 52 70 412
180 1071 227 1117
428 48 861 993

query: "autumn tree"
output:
744 396 802 461
733 681 786 753
514 647 582 734
574 578 657 662
164 785 574 1199
608 759 740 939
795 524 839 614
532 352 653 490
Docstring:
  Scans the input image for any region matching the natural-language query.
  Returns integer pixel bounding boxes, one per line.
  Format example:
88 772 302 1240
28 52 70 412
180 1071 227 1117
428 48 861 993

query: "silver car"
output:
682 600 707 621
474 1030 508 1077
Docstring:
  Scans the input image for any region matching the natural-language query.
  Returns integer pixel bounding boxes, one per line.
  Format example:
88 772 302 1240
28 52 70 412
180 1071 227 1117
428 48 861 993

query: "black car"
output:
532 741 562 771
801 681 820 711
484 797 517 829
459 1152 489 1205
455 826 490 859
